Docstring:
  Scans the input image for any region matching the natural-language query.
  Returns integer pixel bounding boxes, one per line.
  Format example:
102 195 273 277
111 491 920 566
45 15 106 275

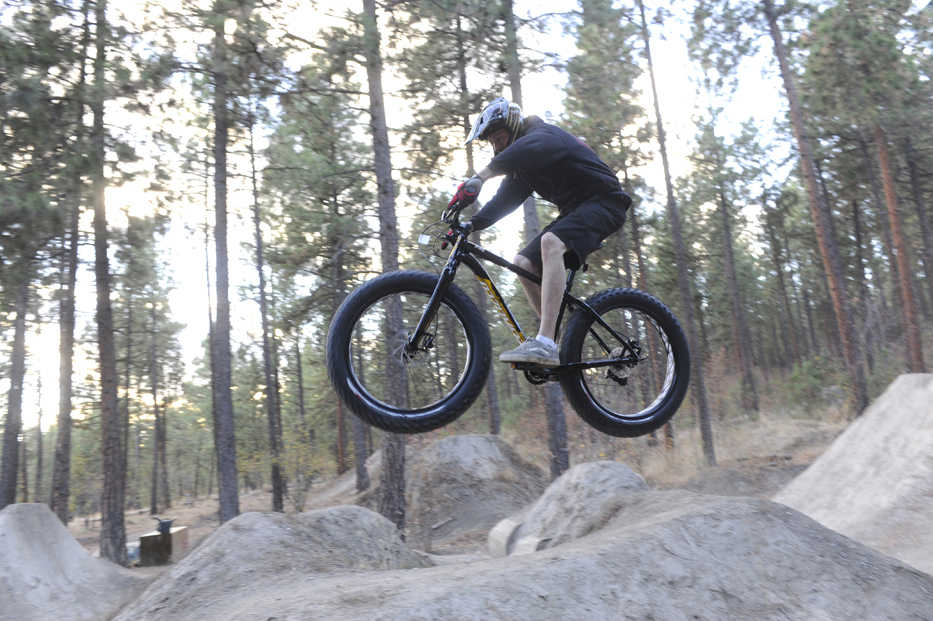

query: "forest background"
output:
1 0 931 565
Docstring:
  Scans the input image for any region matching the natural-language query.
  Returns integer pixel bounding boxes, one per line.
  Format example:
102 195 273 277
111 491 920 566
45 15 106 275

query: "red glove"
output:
447 176 484 209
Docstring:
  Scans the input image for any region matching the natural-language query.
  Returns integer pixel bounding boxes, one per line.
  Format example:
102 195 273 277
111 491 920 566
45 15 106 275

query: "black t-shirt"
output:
471 116 629 231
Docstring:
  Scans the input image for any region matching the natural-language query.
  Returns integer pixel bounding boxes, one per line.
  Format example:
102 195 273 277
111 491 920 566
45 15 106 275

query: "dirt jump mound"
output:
114 490 933 620
0 503 148 621
775 373 933 574
115 505 429 620
406 434 547 550
489 460 647 556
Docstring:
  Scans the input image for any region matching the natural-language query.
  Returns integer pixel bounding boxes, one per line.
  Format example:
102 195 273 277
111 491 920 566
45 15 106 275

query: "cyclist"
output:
449 96 631 367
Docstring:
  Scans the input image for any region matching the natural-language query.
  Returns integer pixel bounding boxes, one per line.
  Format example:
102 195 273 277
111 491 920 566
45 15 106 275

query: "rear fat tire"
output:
326 270 491 434
559 288 690 437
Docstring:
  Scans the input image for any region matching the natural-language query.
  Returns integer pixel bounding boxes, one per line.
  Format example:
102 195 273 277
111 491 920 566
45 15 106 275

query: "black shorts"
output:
518 195 629 272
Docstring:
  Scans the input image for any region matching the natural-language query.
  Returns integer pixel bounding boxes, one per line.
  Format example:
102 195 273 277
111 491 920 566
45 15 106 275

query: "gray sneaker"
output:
499 338 560 367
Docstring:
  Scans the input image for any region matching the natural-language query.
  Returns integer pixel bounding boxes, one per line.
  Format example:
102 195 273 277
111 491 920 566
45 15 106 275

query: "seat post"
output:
555 269 579 340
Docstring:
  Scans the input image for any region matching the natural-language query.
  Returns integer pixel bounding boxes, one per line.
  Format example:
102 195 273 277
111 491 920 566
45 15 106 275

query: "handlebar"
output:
442 201 463 225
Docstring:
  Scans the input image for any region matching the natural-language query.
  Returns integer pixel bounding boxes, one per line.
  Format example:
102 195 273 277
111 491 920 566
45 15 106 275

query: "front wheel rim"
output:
347 290 474 413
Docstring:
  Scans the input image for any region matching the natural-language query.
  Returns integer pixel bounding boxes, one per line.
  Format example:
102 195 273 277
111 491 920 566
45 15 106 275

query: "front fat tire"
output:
559 288 690 438
326 270 491 434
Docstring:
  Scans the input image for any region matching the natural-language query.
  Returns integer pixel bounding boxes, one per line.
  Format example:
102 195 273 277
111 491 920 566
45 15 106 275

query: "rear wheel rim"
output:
577 305 677 422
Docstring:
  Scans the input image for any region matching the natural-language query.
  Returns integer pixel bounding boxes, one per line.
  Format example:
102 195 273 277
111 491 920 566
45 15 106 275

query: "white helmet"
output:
465 97 523 153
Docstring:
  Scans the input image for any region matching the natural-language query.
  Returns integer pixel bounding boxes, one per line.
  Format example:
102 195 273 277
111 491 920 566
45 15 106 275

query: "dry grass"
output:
503 396 848 492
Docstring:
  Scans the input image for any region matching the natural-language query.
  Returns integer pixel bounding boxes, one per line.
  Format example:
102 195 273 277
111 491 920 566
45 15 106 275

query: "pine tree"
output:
802 1 925 372
685 117 760 412
692 0 869 412
0 0 80 512
361 0 406 531
264 34 373 492
209 0 240 523
639 0 716 464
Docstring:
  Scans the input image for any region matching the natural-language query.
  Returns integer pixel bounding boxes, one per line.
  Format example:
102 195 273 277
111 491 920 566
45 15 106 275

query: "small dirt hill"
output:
115 505 430 620
404 434 547 550
0 503 149 621
774 373 933 574
308 434 547 551
490 460 648 556
115 487 933 620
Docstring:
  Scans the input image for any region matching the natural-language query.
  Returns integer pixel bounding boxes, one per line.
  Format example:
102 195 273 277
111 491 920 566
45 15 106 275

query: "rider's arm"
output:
469 174 532 231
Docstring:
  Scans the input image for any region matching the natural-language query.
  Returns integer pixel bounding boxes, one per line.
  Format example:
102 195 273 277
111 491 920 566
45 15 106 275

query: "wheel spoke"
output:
577 305 677 420
349 291 471 411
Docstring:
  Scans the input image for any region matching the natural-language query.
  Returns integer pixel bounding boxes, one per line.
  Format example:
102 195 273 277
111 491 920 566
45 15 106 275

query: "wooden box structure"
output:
139 526 189 566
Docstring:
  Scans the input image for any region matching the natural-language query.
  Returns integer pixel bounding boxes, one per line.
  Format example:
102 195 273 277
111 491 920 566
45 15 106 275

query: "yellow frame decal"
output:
477 276 526 342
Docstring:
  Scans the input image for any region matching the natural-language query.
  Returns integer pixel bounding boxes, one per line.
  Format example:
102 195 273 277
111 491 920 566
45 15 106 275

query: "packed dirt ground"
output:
7 374 932 620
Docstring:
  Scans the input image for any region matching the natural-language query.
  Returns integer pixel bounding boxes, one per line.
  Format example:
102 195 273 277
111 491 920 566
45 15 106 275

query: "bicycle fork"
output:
407 237 464 353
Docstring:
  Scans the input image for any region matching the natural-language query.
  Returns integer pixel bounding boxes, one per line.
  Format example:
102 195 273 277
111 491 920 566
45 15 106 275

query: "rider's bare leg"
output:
513 254 541 319
537 232 566 342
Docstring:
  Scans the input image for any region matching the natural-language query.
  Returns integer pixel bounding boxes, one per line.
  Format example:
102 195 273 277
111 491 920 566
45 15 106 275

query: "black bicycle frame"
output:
407 231 641 372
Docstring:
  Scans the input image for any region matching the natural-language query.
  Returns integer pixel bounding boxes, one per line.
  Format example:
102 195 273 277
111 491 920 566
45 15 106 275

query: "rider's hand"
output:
447 175 484 209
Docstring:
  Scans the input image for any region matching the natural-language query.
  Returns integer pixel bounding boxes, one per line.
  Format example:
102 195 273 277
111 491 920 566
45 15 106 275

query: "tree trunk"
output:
150 409 159 515
248 109 287 511
92 0 126 565
631 206 673 447
851 198 875 372
193 432 203 498
638 0 715 463
717 189 758 411
762 0 868 412
201 157 222 506
451 14 502 435
33 392 43 504
504 5 570 462
1 277 28 509
875 124 925 371
133 417 142 508
502 0 541 264
858 132 903 332
293 337 311 444
50 0 91 525
336 401 349 474
903 136 933 311
211 2 239 523
150 305 171 510
471 232 503 435
123 301 133 508
545 386 569 478
352 416 370 493
363 0 405 532
159 406 170 509
19 439 28 503
763 202 800 366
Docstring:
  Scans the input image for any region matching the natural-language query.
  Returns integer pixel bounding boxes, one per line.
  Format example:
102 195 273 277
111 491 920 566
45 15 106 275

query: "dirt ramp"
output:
490 460 647 555
0 503 148 621
169 491 933 620
774 373 933 573
405 434 547 550
115 505 428 620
